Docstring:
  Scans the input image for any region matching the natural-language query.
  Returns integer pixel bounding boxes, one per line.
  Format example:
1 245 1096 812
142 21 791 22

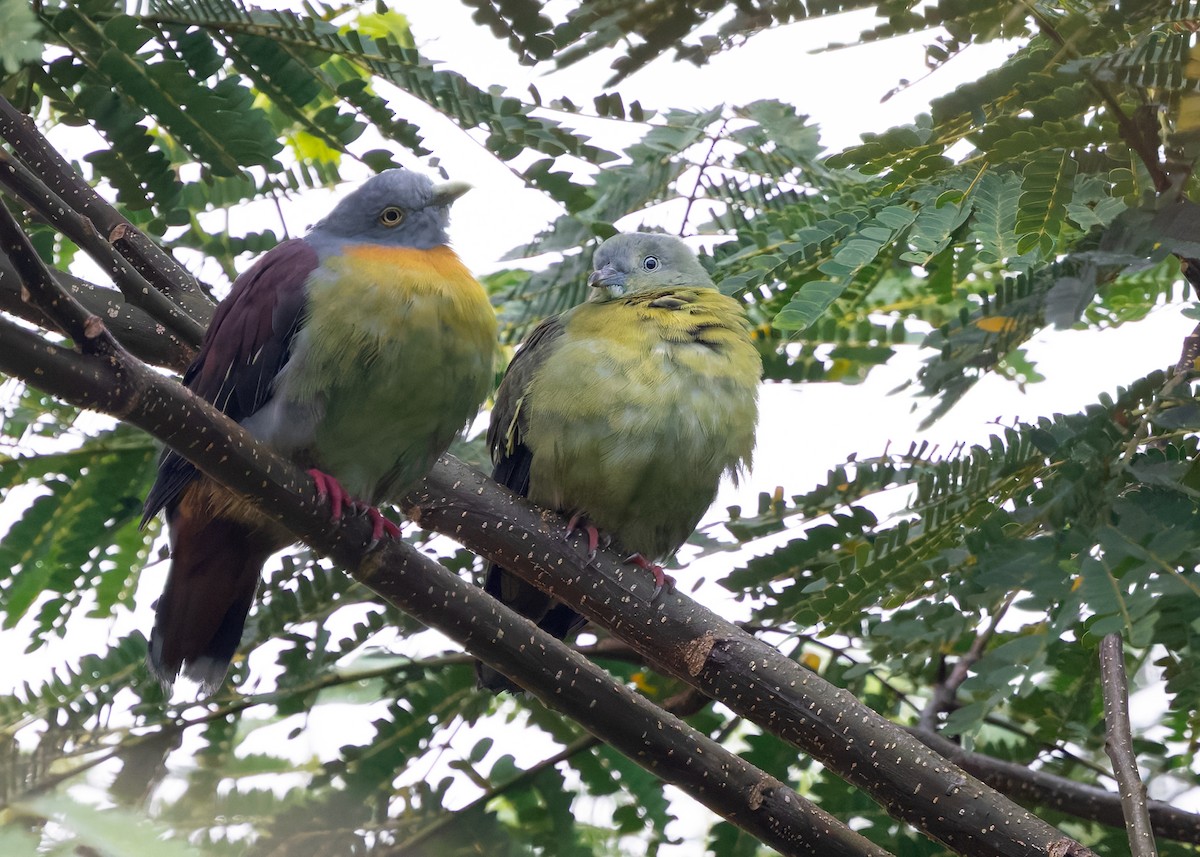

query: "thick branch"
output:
0 202 101 346
0 96 210 311
587 633 1200 844
0 334 887 855
405 460 1100 857
1100 634 1158 857
912 728 1199 844
0 149 207 344
0 253 193 371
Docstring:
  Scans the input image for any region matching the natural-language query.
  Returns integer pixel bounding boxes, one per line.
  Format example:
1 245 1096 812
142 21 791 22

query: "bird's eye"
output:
378 207 405 227
642 255 660 271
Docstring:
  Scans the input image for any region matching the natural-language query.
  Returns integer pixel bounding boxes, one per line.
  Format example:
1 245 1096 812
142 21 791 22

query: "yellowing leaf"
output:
975 316 1018 333
354 11 413 47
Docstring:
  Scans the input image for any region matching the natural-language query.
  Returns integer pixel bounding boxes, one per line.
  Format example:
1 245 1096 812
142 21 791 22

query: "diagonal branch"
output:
0 95 210 312
0 201 104 347
0 252 192 370
0 147 207 345
405 458 1100 857
0 250 890 857
912 727 1199 844
1100 633 1159 857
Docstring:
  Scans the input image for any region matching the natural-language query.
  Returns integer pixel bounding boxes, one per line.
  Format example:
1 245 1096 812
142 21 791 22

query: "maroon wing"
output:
142 238 318 523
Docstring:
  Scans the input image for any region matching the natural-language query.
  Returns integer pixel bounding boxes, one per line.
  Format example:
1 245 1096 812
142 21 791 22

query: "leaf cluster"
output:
2 1 1200 855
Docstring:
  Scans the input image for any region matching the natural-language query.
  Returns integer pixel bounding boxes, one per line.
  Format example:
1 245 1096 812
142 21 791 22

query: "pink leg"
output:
626 553 675 599
308 468 349 521
308 469 401 544
565 512 601 559
363 505 402 543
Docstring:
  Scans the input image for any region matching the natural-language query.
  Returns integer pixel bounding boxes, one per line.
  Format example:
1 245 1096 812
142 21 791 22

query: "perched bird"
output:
477 232 761 692
143 169 497 690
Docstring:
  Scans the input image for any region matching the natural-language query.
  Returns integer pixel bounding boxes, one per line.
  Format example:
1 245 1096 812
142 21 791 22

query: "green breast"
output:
523 288 760 558
280 248 496 502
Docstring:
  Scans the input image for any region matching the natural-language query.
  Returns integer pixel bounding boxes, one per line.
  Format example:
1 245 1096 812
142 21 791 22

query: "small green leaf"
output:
774 281 844 330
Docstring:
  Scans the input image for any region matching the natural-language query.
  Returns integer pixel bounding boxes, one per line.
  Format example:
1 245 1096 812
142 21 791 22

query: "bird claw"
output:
626 553 674 600
362 504 402 550
308 469 401 547
308 468 350 520
565 512 602 560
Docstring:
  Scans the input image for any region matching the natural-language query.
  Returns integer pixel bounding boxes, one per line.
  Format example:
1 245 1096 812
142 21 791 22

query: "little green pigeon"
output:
143 169 497 690
477 232 761 692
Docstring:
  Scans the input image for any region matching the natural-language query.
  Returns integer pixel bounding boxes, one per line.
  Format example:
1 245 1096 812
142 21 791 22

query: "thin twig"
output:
389 686 709 855
679 119 727 236
392 735 593 852
918 593 1016 731
1022 2 1169 193
1100 633 1158 857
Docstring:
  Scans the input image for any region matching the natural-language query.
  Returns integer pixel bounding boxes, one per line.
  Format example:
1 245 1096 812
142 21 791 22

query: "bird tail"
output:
475 562 587 693
148 502 279 692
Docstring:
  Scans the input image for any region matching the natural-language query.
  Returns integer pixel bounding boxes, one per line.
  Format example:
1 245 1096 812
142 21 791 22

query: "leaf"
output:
773 280 843 330
15 794 206 856
968 171 1022 263
774 205 916 330
0 0 42 72
1015 150 1078 257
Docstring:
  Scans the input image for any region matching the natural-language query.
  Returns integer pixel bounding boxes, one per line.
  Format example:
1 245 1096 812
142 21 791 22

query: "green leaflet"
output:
0 426 158 638
14 795 206 857
1015 150 1079 257
774 205 918 330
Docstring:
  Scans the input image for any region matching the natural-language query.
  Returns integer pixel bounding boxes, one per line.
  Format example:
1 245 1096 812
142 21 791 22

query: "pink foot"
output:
626 553 674 599
308 468 350 520
307 469 401 545
566 512 602 559
363 505 402 544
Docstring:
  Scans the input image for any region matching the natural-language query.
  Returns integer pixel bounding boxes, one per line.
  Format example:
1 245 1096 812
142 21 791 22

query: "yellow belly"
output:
524 288 760 558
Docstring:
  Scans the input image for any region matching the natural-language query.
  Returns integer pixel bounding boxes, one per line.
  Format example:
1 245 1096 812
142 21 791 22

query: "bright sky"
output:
6 3 1197 850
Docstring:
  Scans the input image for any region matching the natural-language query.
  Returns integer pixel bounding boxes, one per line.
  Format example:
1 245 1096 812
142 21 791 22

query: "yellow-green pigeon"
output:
478 232 761 692
142 169 497 690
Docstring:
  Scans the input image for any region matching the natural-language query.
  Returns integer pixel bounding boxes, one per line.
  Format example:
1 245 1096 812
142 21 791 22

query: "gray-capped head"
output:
309 169 471 250
587 232 713 299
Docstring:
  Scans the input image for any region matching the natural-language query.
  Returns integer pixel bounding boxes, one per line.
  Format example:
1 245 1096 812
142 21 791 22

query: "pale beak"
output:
588 263 625 290
429 180 472 208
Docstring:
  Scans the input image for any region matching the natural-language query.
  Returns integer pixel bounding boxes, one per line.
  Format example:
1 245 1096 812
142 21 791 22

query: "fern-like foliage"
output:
4 2 1200 855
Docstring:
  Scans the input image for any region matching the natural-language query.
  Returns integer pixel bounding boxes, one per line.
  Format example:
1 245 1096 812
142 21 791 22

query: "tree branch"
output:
0 241 193 371
0 95 211 312
0 202 103 347
1100 633 1159 857
0 148 207 344
918 593 1014 732
0 270 890 857
911 728 1198 844
404 458 1100 857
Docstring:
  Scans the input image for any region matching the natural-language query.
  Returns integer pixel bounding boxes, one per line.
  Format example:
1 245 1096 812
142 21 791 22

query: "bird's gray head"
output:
309 169 470 250
587 232 713 299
